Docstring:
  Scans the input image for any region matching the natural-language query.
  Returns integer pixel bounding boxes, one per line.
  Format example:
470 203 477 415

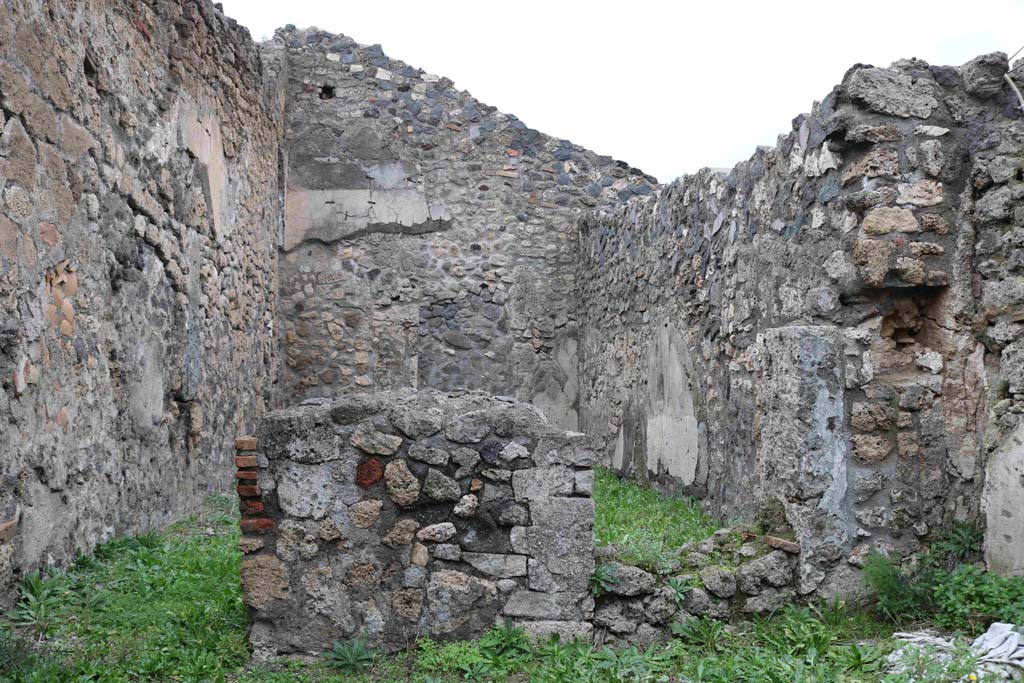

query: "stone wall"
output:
594 528 803 648
579 53 1024 589
0 0 282 605
237 390 596 656
268 28 656 430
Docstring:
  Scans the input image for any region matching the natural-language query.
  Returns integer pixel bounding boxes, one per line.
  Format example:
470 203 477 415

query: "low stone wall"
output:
594 528 803 648
236 390 597 656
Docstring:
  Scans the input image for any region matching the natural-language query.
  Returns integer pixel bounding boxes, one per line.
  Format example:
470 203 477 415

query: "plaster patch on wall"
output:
983 420 1024 576
644 326 700 484
180 104 227 237
530 337 580 431
283 187 450 250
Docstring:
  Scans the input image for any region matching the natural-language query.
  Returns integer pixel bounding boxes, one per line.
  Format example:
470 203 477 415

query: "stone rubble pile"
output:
593 526 803 647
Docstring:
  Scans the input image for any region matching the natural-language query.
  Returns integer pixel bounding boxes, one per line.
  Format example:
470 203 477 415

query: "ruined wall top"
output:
578 51 1024 586
269 26 656 428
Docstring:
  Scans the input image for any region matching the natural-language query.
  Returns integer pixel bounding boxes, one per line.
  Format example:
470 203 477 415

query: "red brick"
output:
235 470 258 480
235 455 258 468
241 500 265 515
240 518 275 533
235 436 258 451
356 457 383 488
237 484 261 498
0 517 17 543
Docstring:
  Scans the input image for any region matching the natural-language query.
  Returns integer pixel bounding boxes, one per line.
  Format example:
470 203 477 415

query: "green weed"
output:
589 563 618 598
324 637 378 672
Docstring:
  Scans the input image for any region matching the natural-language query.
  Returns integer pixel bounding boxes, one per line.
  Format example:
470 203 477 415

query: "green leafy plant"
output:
671 616 727 651
324 636 378 671
589 563 619 598
592 644 671 683
6 569 69 636
881 643 992 683
931 563 1024 630
862 552 934 625
666 576 691 606
931 521 984 565
863 546 1024 631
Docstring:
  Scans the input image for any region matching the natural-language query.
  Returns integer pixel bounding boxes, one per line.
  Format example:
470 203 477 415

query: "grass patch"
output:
0 489 1004 683
2 495 248 682
593 466 719 572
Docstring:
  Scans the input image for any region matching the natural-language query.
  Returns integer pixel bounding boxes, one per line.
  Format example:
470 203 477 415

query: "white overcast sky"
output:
220 0 1024 182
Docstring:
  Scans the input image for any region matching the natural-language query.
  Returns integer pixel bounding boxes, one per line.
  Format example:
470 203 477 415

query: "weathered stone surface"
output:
390 404 443 438
445 411 493 443
453 494 480 518
423 570 499 636
422 469 461 502
385 460 421 507
847 66 938 118
241 556 290 609
699 566 737 599
408 444 449 466
417 522 457 543
433 543 462 561
356 458 384 488
959 52 1008 99
983 420 1024 575
498 503 530 526
462 552 528 578
351 423 403 455
736 551 793 594
764 536 800 554
7 0 1012 645
511 466 574 501
896 180 943 206
392 588 424 621
742 587 797 613
349 499 383 529
382 519 418 547
402 542 426 567
1 0 282 610
606 562 657 597
246 391 596 651
862 207 920 235
520 620 593 642
502 591 579 619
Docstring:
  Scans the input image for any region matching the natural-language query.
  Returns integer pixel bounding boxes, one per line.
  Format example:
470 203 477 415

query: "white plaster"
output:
983 419 1024 576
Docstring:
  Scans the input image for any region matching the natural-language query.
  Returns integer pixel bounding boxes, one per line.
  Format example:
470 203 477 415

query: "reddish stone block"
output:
764 535 801 554
235 470 258 480
0 517 17 543
237 484 261 498
134 18 152 42
356 457 383 489
241 500 265 515
235 455 258 468
235 436 258 451
240 518 275 533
